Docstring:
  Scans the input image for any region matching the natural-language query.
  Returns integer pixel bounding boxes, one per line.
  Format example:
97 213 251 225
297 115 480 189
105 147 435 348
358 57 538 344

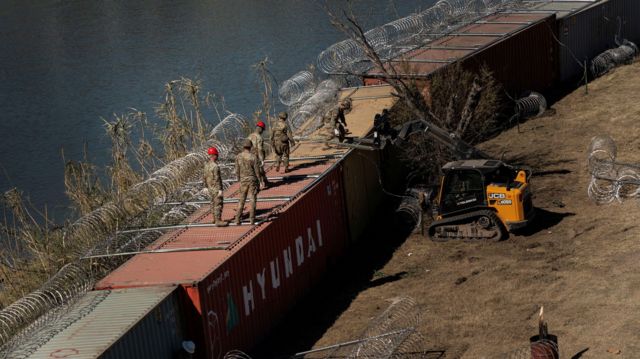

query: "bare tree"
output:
322 2 504 184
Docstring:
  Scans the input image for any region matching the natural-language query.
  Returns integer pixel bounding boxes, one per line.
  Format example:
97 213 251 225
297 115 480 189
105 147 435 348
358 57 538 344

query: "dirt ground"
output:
257 61 640 359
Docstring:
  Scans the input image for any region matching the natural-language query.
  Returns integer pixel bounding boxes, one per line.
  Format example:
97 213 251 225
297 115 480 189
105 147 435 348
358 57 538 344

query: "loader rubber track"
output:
428 209 506 242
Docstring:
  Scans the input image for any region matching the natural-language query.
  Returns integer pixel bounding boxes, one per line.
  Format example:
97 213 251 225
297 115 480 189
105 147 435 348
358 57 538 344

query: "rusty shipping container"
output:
363 13 559 96
96 163 349 358
7 286 186 359
556 0 640 82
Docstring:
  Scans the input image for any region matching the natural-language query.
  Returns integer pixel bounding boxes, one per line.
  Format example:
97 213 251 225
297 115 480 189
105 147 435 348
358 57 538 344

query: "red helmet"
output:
256 121 266 129
207 147 219 156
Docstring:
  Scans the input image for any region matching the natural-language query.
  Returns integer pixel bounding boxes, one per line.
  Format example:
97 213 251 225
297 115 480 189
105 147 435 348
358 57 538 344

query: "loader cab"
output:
436 160 520 217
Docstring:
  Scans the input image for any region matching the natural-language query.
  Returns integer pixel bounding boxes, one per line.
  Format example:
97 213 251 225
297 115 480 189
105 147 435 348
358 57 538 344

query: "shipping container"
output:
96 164 348 358
7 286 186 359
364 13 559 95
194 166 348 357
337 85 395 241
553 0 638 81
461 13 557 95
91 85 398 358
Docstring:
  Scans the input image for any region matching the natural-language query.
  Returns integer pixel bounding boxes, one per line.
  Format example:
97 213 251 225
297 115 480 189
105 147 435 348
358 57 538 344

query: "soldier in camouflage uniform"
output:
322 107 346 149
234 139 261 225
270 112 296 173
335 98 352 129
203 147 228 227
247 121 270 188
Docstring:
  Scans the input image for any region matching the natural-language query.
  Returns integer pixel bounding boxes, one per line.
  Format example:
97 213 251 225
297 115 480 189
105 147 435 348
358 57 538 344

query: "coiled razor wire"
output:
396 189 424 232
279 71 317 107
587 135 640 204
515 91 547 119
591 39 639 78
0 112 251 350
1 291 111 359
290 79 342 136
295 296 425 358
0 262 95 354
316 0 530 75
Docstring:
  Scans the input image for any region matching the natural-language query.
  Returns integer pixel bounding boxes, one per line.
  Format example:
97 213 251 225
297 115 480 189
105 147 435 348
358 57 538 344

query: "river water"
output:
0 0 433 221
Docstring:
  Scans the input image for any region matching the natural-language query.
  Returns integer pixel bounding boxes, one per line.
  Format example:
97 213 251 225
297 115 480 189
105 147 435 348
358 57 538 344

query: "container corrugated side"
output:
557 0 635 82
16 286 184 359
361 13 557 95
623 0 640 43
462 14 557 94
194 166 348 357
341 148 383 242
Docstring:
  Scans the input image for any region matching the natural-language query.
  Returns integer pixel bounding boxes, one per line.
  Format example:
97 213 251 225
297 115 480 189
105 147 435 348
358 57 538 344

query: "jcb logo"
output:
488 193 506 199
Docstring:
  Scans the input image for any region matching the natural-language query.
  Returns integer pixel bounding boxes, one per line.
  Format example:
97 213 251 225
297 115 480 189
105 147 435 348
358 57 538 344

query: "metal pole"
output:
160 196 292 206
188 174 320 186
82 245 231 260
117 219 266 235
291 328 414 357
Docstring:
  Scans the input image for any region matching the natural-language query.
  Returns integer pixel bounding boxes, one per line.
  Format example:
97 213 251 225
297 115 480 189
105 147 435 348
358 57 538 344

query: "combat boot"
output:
234 214 241 226
249 216 256 225
214 218 229 227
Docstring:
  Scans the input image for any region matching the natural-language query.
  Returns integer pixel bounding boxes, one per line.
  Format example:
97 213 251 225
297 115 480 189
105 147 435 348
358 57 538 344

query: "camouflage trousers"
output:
273 142 290 170
258 163 269 186
235 179 258 223
210 194 223 222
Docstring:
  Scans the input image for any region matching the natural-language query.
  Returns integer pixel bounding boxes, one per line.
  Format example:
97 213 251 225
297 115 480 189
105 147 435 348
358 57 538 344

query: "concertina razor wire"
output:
587 135 640 204
0 112 251 354
280 0 553 137
590 39 638 78
293 296 425 358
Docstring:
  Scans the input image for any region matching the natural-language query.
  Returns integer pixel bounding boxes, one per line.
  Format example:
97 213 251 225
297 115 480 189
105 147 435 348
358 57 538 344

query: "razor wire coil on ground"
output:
516 91 547 119
587 135 640 204
591 39 638 78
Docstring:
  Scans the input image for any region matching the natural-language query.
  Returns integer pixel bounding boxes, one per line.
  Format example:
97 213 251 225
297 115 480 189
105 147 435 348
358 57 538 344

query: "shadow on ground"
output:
251 200 419 358
515 208 575 237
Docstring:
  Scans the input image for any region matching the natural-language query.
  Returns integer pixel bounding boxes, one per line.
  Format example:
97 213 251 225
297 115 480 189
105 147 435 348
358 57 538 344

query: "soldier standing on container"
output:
203 147 229 227
334 98 352 131
322 108 346 149
248 120 270 188
270 111 296 173
235 139 261 225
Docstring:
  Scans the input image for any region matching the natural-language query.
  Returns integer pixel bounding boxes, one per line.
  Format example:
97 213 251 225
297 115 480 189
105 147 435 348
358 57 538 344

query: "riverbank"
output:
259 59 640 358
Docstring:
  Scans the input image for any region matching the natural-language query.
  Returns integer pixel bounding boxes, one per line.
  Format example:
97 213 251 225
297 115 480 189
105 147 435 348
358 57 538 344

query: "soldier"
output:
203 147 228 227
322 108 346 149
270 112 296 173
248 121 270 188
234 139 261 225
334 98 352 129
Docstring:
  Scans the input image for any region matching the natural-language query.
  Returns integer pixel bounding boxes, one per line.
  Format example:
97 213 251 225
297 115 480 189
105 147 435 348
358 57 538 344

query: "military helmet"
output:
242 139 253 149
278 111 288 120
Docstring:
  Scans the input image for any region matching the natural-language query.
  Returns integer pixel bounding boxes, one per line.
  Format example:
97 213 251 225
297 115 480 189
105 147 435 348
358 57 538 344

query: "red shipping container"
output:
96 162 348 358
363 13 558 95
